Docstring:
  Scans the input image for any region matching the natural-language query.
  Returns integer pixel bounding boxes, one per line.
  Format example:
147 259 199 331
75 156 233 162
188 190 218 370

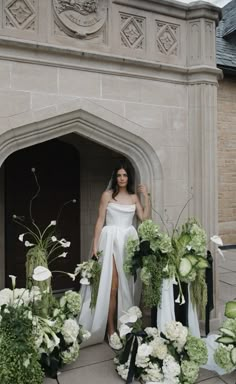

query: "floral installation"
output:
0 168 90 382
214 300 236 373
124 217 209 316
74 252 102 309
114 306 208 384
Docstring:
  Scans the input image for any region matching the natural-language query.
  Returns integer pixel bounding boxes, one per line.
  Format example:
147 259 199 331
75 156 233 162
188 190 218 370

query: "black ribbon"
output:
119 330 147 384
205 250 214 335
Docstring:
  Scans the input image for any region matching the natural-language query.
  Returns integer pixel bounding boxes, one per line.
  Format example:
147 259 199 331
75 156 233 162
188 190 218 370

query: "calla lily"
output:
49 220 56 226
67 273 76 281
119 324 133 337
32 266 52 281
9 275 16 289
186 245 192 251
59 239 71 248
51 236 57 242
210 235 223 246
25 240 34 247
18 233 25 242
175 294 185 305
217 247 225 259
80 277 90 285
120 312 137 324
58 252 68 258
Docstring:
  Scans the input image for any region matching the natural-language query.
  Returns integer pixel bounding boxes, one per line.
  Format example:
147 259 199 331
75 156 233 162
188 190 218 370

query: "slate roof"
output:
216 0 236 71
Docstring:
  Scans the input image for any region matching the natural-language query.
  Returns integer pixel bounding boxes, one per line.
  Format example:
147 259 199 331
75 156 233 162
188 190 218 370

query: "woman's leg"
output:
107 257 118 336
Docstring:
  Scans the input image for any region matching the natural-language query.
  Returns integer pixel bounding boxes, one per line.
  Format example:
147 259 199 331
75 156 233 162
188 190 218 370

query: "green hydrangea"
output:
214 344 235 372
185 336 208 365
60 290 81 316
181 360 199 384
138 220 160 242
222 318 236 335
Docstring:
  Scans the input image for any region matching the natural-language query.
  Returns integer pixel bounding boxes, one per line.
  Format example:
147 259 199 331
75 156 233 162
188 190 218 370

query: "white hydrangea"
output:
165 321 188 352
0 288 12 306
144 327 160 338
149 338 168 360
116 363 129 380
61 319 80 344
162 355 181 379
61 341 80 364
141 362 163 383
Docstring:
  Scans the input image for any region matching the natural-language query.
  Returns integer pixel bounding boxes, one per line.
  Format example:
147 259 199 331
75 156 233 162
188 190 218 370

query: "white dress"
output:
79 202 138 347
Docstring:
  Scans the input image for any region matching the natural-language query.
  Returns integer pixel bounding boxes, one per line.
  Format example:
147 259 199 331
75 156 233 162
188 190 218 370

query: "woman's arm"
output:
134 184 150 222
92 191 110 257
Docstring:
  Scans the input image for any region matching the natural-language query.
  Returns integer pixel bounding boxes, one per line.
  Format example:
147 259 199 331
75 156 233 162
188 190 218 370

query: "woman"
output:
79 162 150 349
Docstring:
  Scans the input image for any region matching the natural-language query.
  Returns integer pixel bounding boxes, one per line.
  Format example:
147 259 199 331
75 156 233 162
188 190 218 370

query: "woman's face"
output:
116 168 128 188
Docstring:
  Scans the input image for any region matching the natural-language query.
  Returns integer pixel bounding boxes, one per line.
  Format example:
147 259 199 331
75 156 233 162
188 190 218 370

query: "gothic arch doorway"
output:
0 100 163 288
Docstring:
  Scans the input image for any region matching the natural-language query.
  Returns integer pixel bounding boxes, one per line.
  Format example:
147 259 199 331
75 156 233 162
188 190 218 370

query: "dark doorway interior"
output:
4 138 80 291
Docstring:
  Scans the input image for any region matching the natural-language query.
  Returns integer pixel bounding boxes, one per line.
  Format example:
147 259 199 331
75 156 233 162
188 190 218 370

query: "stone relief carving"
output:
205 21 213 61
189 21 201 63
120 13 145 50
53 0 107 39
4 0 37 30
156 20 179 56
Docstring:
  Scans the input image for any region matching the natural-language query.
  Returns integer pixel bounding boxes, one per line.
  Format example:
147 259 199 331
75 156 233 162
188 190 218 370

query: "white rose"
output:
137 343 153 358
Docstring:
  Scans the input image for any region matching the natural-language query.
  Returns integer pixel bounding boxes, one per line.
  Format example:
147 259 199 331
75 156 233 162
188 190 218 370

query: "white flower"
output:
217 248 225 259
137 343 153 358
51 236 57 242
9 275 16 289
59 238 71 248
186 245 192 251
210 235 223 246
175 294 185 305
62 319 80 344
67 273 76 281
80 277 90 285
58 252 68 258
32 266 52 281
81 329 91 341
144 327 160 338
149 338 168 360
162 355 180 379
18 233 25 242
25 240 34 247
49 220 56 226
119 324 133 338
23 358 30 368
119 306 142 324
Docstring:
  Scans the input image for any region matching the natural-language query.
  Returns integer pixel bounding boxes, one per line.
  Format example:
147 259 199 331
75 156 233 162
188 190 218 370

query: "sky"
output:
180 0 231 6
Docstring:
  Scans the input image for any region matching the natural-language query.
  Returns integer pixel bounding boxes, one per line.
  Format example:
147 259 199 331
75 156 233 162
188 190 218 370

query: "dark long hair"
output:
110 162 134 200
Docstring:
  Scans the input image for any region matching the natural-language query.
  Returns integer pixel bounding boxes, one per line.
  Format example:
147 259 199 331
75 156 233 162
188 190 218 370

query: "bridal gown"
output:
79 202 138 347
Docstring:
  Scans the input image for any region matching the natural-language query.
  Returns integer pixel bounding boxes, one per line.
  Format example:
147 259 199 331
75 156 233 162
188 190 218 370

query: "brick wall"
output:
218 74 236 244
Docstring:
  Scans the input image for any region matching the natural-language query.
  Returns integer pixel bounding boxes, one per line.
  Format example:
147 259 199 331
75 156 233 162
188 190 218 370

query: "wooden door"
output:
4 138 80 291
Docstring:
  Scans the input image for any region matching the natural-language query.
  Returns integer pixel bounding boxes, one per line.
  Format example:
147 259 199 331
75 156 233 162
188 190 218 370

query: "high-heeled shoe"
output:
108 332 123 350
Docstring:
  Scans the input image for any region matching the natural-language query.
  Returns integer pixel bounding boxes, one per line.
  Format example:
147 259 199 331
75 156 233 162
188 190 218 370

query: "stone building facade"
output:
0 0 222 321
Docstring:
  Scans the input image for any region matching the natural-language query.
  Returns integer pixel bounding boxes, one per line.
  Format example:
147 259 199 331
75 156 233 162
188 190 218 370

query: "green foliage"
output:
0 306 44 384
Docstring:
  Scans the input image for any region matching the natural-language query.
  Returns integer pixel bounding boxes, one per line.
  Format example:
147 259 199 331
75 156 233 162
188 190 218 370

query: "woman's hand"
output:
137 184 149 198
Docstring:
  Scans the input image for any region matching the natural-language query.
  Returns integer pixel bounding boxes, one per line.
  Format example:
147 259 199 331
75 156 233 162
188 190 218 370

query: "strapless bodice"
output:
105 203 135 229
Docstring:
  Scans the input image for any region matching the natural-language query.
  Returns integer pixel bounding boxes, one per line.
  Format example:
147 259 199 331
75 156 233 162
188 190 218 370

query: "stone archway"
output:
0 99 163 287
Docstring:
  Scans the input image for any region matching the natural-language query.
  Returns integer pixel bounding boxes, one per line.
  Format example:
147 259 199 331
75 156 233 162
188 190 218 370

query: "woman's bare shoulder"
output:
101 190 112 202
131 193 139 204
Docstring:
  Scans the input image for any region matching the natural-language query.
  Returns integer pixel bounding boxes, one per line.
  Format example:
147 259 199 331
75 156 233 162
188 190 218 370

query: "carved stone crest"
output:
53 0 107 38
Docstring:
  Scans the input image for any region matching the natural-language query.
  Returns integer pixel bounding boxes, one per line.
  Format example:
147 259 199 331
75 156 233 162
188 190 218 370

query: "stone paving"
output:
44 250 236 384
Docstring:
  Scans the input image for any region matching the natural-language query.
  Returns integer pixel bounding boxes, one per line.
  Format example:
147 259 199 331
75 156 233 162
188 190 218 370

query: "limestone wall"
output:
0 0 222 321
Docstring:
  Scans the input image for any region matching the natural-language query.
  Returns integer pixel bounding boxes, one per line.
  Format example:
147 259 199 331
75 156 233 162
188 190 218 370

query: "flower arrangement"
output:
124 218 208 316
0 169 90 381
114 306 208 384
74 252 102 309
214 300 236 373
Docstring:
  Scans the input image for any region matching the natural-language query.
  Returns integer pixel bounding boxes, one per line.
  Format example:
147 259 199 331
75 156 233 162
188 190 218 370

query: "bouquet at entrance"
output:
114 306 208 384
124 218 208 317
